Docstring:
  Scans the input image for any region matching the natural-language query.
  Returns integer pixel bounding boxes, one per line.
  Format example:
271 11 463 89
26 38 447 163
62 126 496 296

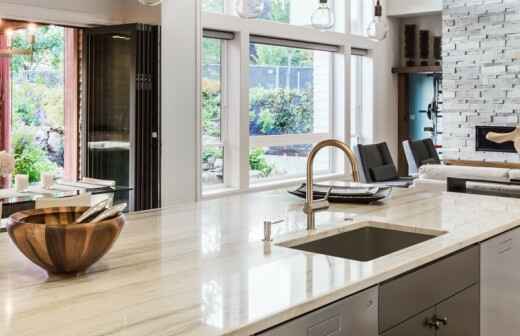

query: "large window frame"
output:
200 5 376 199
248 38 338 184
201 31 233 192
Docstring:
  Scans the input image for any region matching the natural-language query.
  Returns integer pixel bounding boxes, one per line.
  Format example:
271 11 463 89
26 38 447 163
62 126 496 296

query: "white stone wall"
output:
443 0 520 162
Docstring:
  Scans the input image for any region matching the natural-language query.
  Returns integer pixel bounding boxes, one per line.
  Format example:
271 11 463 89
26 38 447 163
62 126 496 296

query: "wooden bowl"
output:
6 207 125 275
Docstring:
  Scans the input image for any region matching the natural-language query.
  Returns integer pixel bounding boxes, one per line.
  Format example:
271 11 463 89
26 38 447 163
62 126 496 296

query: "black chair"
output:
403 138 441 176
356 142 414 188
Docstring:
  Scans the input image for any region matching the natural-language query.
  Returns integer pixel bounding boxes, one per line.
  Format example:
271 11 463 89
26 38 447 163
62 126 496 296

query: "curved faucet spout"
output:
305 139 360 231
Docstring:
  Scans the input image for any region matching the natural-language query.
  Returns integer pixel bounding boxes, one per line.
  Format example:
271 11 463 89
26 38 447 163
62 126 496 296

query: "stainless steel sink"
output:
288 226 441 262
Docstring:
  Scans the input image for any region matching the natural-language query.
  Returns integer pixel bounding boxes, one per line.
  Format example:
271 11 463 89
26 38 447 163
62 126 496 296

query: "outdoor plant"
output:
12 127 58 182
249 88 314 136
249 148 274 177
10 25 65 180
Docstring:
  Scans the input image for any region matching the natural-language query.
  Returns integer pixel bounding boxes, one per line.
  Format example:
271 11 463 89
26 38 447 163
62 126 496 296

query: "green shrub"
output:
249 88 313 136
249 148 274 177
202 80 222 139
12 127 58 182
202 146 223 163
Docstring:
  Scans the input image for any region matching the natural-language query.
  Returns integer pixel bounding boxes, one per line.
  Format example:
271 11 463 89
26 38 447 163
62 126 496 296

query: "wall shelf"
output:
392 66 442 74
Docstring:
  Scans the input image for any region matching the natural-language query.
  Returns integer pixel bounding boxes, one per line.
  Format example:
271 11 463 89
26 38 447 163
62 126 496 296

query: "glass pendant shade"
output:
367 17 389 41
235 0 264 19
311 0 335 30
138 0 162 6
367 0 389 41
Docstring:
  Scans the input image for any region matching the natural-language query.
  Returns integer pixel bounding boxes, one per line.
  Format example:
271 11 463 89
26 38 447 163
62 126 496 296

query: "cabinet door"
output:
257 287 378 336
436 285 480 336
481 228 520 336
382 308 435 336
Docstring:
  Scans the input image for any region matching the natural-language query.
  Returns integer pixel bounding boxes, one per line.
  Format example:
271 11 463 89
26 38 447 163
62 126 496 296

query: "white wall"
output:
388 0 442 17
161 0 200 206
372 16 400 161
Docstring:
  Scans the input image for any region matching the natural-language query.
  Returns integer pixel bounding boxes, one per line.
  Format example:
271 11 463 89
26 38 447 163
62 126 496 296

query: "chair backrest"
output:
35 193 92 209
356 142 399 182
403 138 441 176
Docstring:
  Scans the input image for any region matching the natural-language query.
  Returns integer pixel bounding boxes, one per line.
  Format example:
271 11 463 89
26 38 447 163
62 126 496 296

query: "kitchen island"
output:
2 183 520 336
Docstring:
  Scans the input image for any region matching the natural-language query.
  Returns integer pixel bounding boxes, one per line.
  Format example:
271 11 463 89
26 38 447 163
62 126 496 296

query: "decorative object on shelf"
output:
486 127 520 154
0 23 36 58
235 0 264 19
0 151 14 177
14 174 29 193
137 0 162 6
311 0 335 30
7 206 126 275
404 24 417 67
40 172 55 189
367 0 389 41
419 30 430 66
433 36 442 66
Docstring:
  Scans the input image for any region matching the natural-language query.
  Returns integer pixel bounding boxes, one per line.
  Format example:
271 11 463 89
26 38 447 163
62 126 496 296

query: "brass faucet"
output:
304 139 360 231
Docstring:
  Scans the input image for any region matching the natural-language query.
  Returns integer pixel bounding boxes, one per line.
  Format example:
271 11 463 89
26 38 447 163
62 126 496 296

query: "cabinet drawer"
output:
257 287 378 336
379 245 479 332
381 308 435 336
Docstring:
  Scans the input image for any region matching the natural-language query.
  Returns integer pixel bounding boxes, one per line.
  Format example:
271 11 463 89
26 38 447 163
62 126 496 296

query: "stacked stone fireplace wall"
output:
443 0 520 162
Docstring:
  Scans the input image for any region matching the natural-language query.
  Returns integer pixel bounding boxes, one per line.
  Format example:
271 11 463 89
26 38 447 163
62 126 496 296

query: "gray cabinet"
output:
382 308 435 336
436 285 480 336
382 285 479 336
380 246 480 336
257 286 378 336
481 227 520 336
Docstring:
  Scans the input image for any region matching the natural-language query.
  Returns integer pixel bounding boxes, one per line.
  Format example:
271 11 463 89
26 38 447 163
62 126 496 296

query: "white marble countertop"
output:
2 183 520 336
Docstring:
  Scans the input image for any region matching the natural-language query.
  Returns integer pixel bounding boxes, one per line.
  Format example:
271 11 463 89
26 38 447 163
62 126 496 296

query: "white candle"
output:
15 174 29 193
41 173 54 189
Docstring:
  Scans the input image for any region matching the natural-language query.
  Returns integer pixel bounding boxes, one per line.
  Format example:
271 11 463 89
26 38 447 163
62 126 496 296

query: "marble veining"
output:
2 183 520 336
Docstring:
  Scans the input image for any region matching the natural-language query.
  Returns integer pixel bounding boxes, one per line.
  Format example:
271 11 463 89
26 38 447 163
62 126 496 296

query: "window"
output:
351 54 373 147
258 0 291 24
202 0 336 29
351 0 373 36
201 37 225 190
202 0 224 13
10 25 67 182
249 40 335 183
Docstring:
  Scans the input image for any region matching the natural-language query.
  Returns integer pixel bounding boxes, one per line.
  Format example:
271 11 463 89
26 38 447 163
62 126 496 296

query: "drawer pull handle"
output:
426 316 448 330
425 319 441 330
436 316 448 326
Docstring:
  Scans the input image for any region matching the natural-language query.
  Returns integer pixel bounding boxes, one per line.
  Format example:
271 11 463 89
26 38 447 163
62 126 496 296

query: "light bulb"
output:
235 0 264 19
311 0 335 30
367 0 389 41
367 17 389 41
137 0 162 6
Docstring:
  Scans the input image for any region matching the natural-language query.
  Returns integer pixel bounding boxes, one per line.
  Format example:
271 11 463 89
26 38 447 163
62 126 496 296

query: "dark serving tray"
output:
288 183 392 204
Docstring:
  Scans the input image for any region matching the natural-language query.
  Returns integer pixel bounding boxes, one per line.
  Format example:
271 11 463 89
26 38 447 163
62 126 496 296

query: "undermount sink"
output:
285 225 444 262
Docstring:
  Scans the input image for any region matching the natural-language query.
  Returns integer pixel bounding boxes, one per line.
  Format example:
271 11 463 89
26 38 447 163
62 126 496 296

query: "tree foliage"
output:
10 25 65 178
249 88 314 136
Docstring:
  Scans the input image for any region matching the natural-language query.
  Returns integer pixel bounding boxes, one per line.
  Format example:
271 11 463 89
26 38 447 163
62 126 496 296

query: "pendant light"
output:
137 0 162 6
311 0 335 30
235 0 264 19
367 0 389 41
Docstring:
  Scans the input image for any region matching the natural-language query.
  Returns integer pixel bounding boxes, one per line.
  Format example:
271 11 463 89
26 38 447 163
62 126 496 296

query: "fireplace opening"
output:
476 126 517 153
